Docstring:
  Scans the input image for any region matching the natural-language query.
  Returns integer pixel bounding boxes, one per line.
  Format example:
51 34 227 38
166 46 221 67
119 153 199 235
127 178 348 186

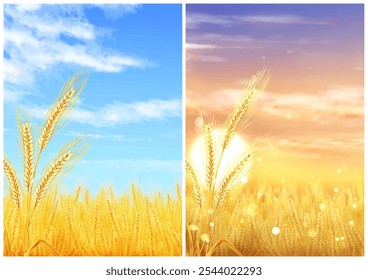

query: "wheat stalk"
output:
221 88 256 152
22 124 34 191
33 151 72 209
35 71 88 173
186 160 205 208
106 199 122 234
39 89 75 151
214 153 251 210
221 70 268 150
204 124 215 191
4 159 23 209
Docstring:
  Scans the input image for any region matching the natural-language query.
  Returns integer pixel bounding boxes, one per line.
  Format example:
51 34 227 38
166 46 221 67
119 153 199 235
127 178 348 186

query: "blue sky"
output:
4 4 182 195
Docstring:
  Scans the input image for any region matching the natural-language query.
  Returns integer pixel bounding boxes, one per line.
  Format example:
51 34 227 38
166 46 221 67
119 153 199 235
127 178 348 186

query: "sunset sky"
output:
4 4 182 194
186 4 364 185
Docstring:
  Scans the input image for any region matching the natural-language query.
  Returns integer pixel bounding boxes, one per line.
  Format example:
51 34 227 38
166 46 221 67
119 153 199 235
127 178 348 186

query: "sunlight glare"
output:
190 130 251 188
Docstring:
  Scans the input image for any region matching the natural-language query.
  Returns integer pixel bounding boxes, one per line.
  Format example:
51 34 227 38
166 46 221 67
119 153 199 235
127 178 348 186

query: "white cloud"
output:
4 4 149 87
93 4 141 20
15 4 41 12
186 43 222 50
23 98 181 127
6 5 95 40
3 89 33 103
64 131 152 142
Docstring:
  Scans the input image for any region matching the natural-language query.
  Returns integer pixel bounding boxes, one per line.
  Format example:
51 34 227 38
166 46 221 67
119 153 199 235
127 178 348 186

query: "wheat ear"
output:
221 69 269 150
33 151 72 209
214 70 268 182
204 124 215 191
215 153 251 210
22 124 34 191
38 89 75 151
186 160 205 209
4 159 23 209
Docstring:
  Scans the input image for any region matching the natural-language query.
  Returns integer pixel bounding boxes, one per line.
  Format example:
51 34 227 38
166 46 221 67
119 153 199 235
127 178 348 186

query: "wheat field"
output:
185 69 364 256
186 181 363 256
4 185 182 256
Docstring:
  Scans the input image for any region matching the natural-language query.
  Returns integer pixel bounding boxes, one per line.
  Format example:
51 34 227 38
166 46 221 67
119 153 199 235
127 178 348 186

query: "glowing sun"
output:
190 129 251 188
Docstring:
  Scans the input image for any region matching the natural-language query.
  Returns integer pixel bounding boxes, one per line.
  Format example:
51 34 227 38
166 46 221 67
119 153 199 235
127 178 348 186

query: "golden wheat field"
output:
4 185 182 256
186 181 363 256
185 69 364 256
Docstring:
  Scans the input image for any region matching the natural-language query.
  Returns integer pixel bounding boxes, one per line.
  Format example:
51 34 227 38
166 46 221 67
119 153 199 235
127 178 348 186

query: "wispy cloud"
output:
157 132 180 140
186 43 222 50
259 87 364 121
187 86 364 122
187 33 261 51
93 4 141 20
237 15 332 25
189 33 254 45
187 12 334 29
64 130 152 142
4 4 149 87
186 34 257 64
186 13 234 29
3 88 34 103
187 54 226 63
23 98 181 127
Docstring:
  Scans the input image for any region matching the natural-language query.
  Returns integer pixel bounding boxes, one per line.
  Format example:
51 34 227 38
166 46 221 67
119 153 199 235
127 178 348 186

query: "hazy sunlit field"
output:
186 180 363 256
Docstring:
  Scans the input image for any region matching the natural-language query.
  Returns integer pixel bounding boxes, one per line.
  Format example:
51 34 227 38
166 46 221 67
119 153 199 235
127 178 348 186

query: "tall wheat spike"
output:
214 153 251 210
37 72 87 152
38 89 75 152
22 124 34 191
220 69 269 152
33 151 72 209
204 124 215 191
186 160 205 208
4 159 23 209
